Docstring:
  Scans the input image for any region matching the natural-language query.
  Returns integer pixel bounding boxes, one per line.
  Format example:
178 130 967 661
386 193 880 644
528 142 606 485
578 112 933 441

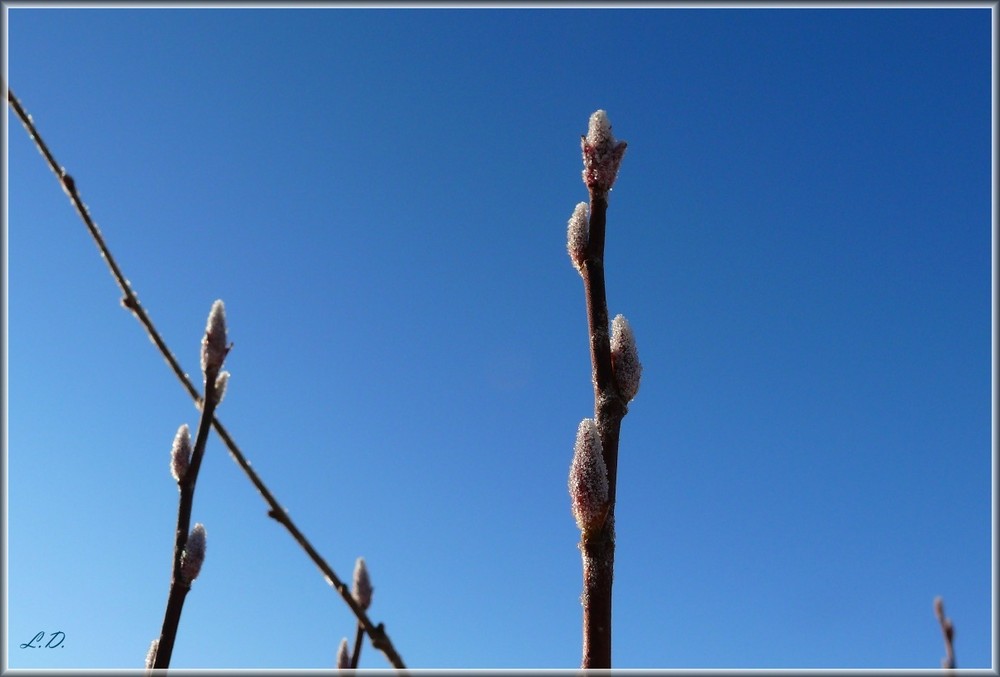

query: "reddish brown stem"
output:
153 389 219 670
576 188 630 669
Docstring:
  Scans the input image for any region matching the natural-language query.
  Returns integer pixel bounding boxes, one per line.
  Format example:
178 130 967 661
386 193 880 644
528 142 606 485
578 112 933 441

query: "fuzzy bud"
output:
569 418 609 536
170 424 192 484
567 202 589 273
581 110 627 195
145 639 159 669
336 637 350 670
180 523 207 584
213 371 230 406
352 557 373 610
610 314 642 402
201 299 229 384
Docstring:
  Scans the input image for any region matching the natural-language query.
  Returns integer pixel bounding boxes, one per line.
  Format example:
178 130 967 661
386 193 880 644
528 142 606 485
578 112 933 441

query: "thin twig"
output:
8 87 407 672
934 596 956 670
350 621 365 669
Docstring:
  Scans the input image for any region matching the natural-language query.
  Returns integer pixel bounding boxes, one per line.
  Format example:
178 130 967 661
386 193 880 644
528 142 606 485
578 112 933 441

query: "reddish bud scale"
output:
581 110 627 195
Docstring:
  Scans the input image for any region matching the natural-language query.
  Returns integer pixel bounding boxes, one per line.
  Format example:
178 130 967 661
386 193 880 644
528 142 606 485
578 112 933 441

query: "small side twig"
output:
934 595 956 670
8 87 407 672
350 622 365 669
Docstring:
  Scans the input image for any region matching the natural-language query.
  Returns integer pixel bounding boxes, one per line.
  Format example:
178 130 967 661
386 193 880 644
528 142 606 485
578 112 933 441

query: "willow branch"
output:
8 87 407 672
577 190 626 670
569 110 636 669
153 389 219 670
934 596 956 671
350 622 365 669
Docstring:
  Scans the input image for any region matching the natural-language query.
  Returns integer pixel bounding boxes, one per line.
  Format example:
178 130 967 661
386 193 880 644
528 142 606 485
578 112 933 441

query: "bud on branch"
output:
581 110 627 196
610 314 642 403
180 523 207 584
567 202 590 273
352 557 373 610
201 299 229 386
569 418 609 537
169 424 192 484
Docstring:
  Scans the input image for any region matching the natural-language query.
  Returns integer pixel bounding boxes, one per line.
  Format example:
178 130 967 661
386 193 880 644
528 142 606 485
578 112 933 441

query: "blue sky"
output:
4 5 993 671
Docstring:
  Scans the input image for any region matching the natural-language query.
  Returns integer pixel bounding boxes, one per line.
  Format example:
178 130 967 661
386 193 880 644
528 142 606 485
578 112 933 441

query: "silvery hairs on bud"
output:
610 314 642 402
180 523 207 584
581 109 627 195
336 637 350 670
201 299 228 383
170 424 192 484
213 371 230 406
569 418 609 536
567 202 590 274
352 556 373 610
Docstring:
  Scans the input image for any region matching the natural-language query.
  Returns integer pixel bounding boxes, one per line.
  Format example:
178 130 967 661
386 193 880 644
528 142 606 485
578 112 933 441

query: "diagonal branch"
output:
8 87 407 672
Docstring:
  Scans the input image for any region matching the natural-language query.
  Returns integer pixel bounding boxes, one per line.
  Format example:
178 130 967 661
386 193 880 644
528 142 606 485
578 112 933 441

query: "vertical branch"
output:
934 596 956 671
567 110 640 669
152 301 229 671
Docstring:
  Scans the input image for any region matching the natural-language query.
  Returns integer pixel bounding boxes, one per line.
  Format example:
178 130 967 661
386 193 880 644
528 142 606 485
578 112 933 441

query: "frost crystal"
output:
567 202 589 273
170 424 192 483
180 523 207 584
611 314 642 402
568 418 609 535
201 299 229 383
336 637 350 670
352 557 373 610
581 110 627 195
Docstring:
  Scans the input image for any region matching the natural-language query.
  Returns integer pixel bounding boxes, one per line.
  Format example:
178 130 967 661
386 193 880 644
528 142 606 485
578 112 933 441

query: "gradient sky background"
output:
4 5 994 671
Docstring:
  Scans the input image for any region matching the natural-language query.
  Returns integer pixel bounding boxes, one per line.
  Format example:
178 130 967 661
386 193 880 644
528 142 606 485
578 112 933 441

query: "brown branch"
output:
8 87 407 672
577 190 628 669
934 596 956 670
572 111 633 669
350 621 365 669
153 386 220 670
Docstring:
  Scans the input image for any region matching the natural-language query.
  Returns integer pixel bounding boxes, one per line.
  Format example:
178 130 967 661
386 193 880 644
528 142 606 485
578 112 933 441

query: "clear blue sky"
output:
5 5 993 671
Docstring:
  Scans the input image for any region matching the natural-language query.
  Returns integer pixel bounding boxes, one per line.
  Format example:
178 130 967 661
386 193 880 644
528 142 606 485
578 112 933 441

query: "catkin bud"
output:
180 523 207 584
213 371 230 406
581 110 627 195
352 557 373 610
610 314 642 402
170 424 192 483
567 202 589 273
569 418 609 536
336 637 350 670
145 639 159 669
201 300 229 384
